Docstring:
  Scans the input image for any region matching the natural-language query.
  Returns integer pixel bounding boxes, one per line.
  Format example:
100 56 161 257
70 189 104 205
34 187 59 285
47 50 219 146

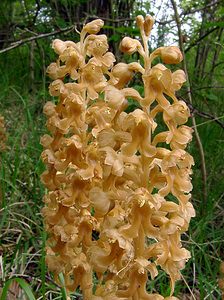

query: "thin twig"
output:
180 0 221 17
181 97 224 129
191 85 224 91
170 0 207 208
84 14 135 23
0 24 77 54
191 110 224 129
148 0 221 26
185 27 219 53
191 115 224 129
180 273 197 300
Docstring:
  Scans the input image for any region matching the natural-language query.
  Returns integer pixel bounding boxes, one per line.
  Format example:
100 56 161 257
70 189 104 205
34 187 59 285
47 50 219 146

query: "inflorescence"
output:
41 15 195 299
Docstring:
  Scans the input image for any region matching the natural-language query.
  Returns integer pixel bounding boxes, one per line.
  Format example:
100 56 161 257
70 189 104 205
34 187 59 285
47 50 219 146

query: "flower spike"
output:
42 15 194 299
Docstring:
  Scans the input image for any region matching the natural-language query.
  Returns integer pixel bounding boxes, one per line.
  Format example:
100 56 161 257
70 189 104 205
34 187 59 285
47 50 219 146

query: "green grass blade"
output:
1 277 36 300
58 273 68 300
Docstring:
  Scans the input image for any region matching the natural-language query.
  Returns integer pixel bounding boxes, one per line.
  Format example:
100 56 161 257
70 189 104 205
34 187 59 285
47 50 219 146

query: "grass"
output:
0 85 223 300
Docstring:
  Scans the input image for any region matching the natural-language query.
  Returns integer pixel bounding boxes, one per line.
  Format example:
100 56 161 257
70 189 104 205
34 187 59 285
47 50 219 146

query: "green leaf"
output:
1 277 36 300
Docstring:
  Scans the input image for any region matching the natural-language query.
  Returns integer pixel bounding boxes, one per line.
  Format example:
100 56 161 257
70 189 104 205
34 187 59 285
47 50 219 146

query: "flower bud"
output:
144 15 154 36
159 46 183 64
119 37 141 54
52 39 67 55
136 15 144 28
172 70 186 91
83 19 104 34
111 63 134 88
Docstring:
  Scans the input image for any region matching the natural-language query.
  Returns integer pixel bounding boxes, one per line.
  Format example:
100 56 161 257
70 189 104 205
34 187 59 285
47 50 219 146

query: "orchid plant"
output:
41 15 195 299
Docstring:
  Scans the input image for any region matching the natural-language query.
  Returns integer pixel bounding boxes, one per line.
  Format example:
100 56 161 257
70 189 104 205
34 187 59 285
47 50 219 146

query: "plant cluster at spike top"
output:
41 16 195 299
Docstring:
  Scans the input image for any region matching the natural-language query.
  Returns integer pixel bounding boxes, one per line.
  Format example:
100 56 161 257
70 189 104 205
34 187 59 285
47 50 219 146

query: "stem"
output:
140 27 150 73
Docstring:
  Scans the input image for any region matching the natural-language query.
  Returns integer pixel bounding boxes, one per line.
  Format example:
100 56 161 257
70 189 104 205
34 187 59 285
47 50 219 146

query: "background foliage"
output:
0 0 223 299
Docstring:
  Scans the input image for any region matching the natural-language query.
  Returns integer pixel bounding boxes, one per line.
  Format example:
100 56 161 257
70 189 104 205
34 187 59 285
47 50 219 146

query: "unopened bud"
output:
136 15 144 28
144 15 154 36
119 37 141 55
112 63 133 88
172 70 186 91
83 19 104 34
52 39 67 55
159 46 183 64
